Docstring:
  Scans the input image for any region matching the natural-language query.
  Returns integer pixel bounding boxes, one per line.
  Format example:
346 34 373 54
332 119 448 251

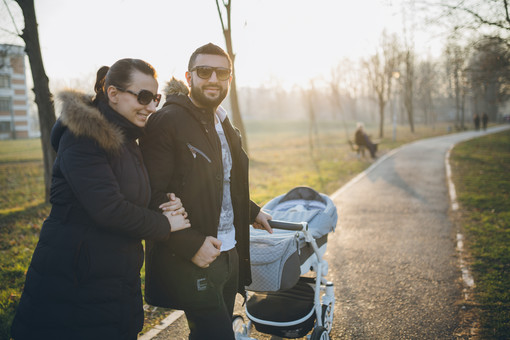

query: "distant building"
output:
0 44 31 139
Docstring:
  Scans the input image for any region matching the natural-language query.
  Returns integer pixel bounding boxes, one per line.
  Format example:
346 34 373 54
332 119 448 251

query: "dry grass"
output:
0 120 453 338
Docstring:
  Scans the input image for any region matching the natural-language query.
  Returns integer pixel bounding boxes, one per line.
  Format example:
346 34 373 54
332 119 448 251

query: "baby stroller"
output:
234 186 338 340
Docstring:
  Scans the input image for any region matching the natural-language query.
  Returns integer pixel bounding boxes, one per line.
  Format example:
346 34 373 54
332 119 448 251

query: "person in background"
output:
354 122 377 159
482 112 489 130
140 43 272 340
473 114 480 130
10 59 190 340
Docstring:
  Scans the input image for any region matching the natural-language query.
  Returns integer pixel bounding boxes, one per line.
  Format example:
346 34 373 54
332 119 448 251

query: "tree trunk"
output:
228 69 247 151
404 91 415 133
15 0 56 202
404 59 415 132
379 100 385 138
216 0 248 152
332 89 349 141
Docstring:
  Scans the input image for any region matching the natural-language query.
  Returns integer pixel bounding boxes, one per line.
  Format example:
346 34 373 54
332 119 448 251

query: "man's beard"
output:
190 79 228 109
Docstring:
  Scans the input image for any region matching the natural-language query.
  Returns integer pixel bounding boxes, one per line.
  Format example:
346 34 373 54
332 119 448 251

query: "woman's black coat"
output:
11 91 171 339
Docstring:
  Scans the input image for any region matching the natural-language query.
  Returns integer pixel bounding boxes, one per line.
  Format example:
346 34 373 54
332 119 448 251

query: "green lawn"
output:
450 129 510 338
0 120 454 338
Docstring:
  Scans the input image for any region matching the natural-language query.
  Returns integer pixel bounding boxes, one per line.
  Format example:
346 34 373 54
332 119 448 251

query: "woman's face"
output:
107 70 159 128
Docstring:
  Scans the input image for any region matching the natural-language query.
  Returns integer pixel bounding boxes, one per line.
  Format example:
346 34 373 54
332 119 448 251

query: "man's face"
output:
186 54 231 109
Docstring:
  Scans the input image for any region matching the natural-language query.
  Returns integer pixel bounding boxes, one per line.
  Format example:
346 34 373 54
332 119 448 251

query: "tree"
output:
444 40 469 129
440 0 509 33
364 32 400 138
302 80 324 190
468 36 510 121
402 49 415 132
329 63 350 141
415 59 438 128
215 0 248 151
415 0 510 42
12 0 56 202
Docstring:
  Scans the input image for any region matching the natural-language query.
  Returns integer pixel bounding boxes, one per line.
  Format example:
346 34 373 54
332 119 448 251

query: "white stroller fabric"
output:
247 187 338 292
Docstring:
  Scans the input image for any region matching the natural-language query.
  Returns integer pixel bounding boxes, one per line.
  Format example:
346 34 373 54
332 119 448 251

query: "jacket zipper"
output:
187 143 212 163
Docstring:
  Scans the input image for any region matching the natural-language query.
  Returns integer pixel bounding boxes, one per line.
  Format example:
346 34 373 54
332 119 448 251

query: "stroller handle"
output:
268 220 306 231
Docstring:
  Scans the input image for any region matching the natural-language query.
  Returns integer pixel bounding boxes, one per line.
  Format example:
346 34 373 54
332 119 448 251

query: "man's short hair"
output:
188 43 232 71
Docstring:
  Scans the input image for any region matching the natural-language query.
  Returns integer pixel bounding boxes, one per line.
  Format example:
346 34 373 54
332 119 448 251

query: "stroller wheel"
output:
310 326 330 340
232 314 248 337
321 303 334 332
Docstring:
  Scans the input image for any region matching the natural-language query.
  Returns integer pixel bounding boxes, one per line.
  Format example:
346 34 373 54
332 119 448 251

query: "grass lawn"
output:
450 129 510 338
0 120 452 338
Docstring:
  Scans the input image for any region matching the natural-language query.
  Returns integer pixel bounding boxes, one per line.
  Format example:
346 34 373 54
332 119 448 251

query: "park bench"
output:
348 139 379 158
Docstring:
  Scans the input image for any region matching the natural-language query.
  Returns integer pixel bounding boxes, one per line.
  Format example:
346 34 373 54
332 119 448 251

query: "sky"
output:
0 0 443 91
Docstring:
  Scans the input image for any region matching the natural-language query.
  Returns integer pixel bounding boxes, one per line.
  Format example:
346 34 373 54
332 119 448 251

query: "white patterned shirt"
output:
215 107 236 251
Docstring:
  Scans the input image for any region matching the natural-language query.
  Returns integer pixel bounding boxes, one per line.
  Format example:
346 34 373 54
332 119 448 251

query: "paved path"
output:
144 125 510 340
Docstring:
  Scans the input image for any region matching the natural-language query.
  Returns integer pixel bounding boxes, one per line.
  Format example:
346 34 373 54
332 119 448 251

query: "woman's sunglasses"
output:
190 66 232 81
115 86 161 106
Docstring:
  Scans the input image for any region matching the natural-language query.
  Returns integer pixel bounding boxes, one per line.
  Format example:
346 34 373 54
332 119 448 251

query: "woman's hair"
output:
93 58 157 105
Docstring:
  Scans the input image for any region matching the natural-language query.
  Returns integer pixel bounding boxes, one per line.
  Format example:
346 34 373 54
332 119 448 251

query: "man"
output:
140 43 272 340
354 122 377 159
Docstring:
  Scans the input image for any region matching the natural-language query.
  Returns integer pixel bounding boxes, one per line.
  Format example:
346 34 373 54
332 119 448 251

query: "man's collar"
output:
216 105 227 122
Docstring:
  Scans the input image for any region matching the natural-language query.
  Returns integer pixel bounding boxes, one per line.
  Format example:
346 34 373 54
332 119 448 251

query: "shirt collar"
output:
216 105 227 123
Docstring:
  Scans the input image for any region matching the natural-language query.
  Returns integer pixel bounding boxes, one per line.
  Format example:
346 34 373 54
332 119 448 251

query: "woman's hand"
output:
159 193 187 217
163 210 191 232
160 193 190 232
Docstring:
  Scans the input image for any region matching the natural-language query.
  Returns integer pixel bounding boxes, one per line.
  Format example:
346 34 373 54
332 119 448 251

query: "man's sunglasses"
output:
115 86 161 106
190 66 231 81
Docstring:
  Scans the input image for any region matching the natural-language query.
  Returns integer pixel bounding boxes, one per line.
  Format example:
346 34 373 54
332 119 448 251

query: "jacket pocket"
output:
186 143 212 163
145 246 220 310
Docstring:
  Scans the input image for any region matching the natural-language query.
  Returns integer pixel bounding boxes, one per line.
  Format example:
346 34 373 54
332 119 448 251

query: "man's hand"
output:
253 210 273 234
191 236 222 268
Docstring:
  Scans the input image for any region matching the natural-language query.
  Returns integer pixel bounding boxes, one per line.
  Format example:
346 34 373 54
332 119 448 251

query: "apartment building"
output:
0 44 30 139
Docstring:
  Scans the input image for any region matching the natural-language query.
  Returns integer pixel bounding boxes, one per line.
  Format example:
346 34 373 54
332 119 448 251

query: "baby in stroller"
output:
234 186 338 340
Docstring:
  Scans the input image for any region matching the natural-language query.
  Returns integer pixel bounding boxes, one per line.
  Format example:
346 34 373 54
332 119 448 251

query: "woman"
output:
11 59 189 339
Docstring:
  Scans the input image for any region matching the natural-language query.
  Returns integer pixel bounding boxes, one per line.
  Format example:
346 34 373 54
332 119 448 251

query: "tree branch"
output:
504 0 510 25
2 0 21 35
215 0 226 31
439 1 510 31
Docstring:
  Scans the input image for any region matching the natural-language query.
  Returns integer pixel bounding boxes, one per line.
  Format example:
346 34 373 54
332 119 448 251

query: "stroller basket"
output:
246 278 316 338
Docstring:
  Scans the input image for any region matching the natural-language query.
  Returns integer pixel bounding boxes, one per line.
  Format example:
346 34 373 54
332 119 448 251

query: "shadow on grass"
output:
0 202 50 228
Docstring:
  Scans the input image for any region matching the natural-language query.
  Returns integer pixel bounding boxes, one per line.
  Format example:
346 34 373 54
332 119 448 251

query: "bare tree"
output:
215 0 248 151
468 36 510 121
329 64 350 141
416 59 438 128
414 0 510 43
402 49 415 132
303 81 319 156
364 31 400 138
10 0 56 202
400 4 417 132
444 40 469 129
302 81 324 189
440 0 509 33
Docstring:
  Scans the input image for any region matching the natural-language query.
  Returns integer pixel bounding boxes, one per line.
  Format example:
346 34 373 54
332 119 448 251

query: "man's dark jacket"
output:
11 91 171 339
140 78 260 307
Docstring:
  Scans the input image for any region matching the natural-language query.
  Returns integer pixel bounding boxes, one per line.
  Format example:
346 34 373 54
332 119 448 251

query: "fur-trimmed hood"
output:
53 90 125 153
163 77 189 97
